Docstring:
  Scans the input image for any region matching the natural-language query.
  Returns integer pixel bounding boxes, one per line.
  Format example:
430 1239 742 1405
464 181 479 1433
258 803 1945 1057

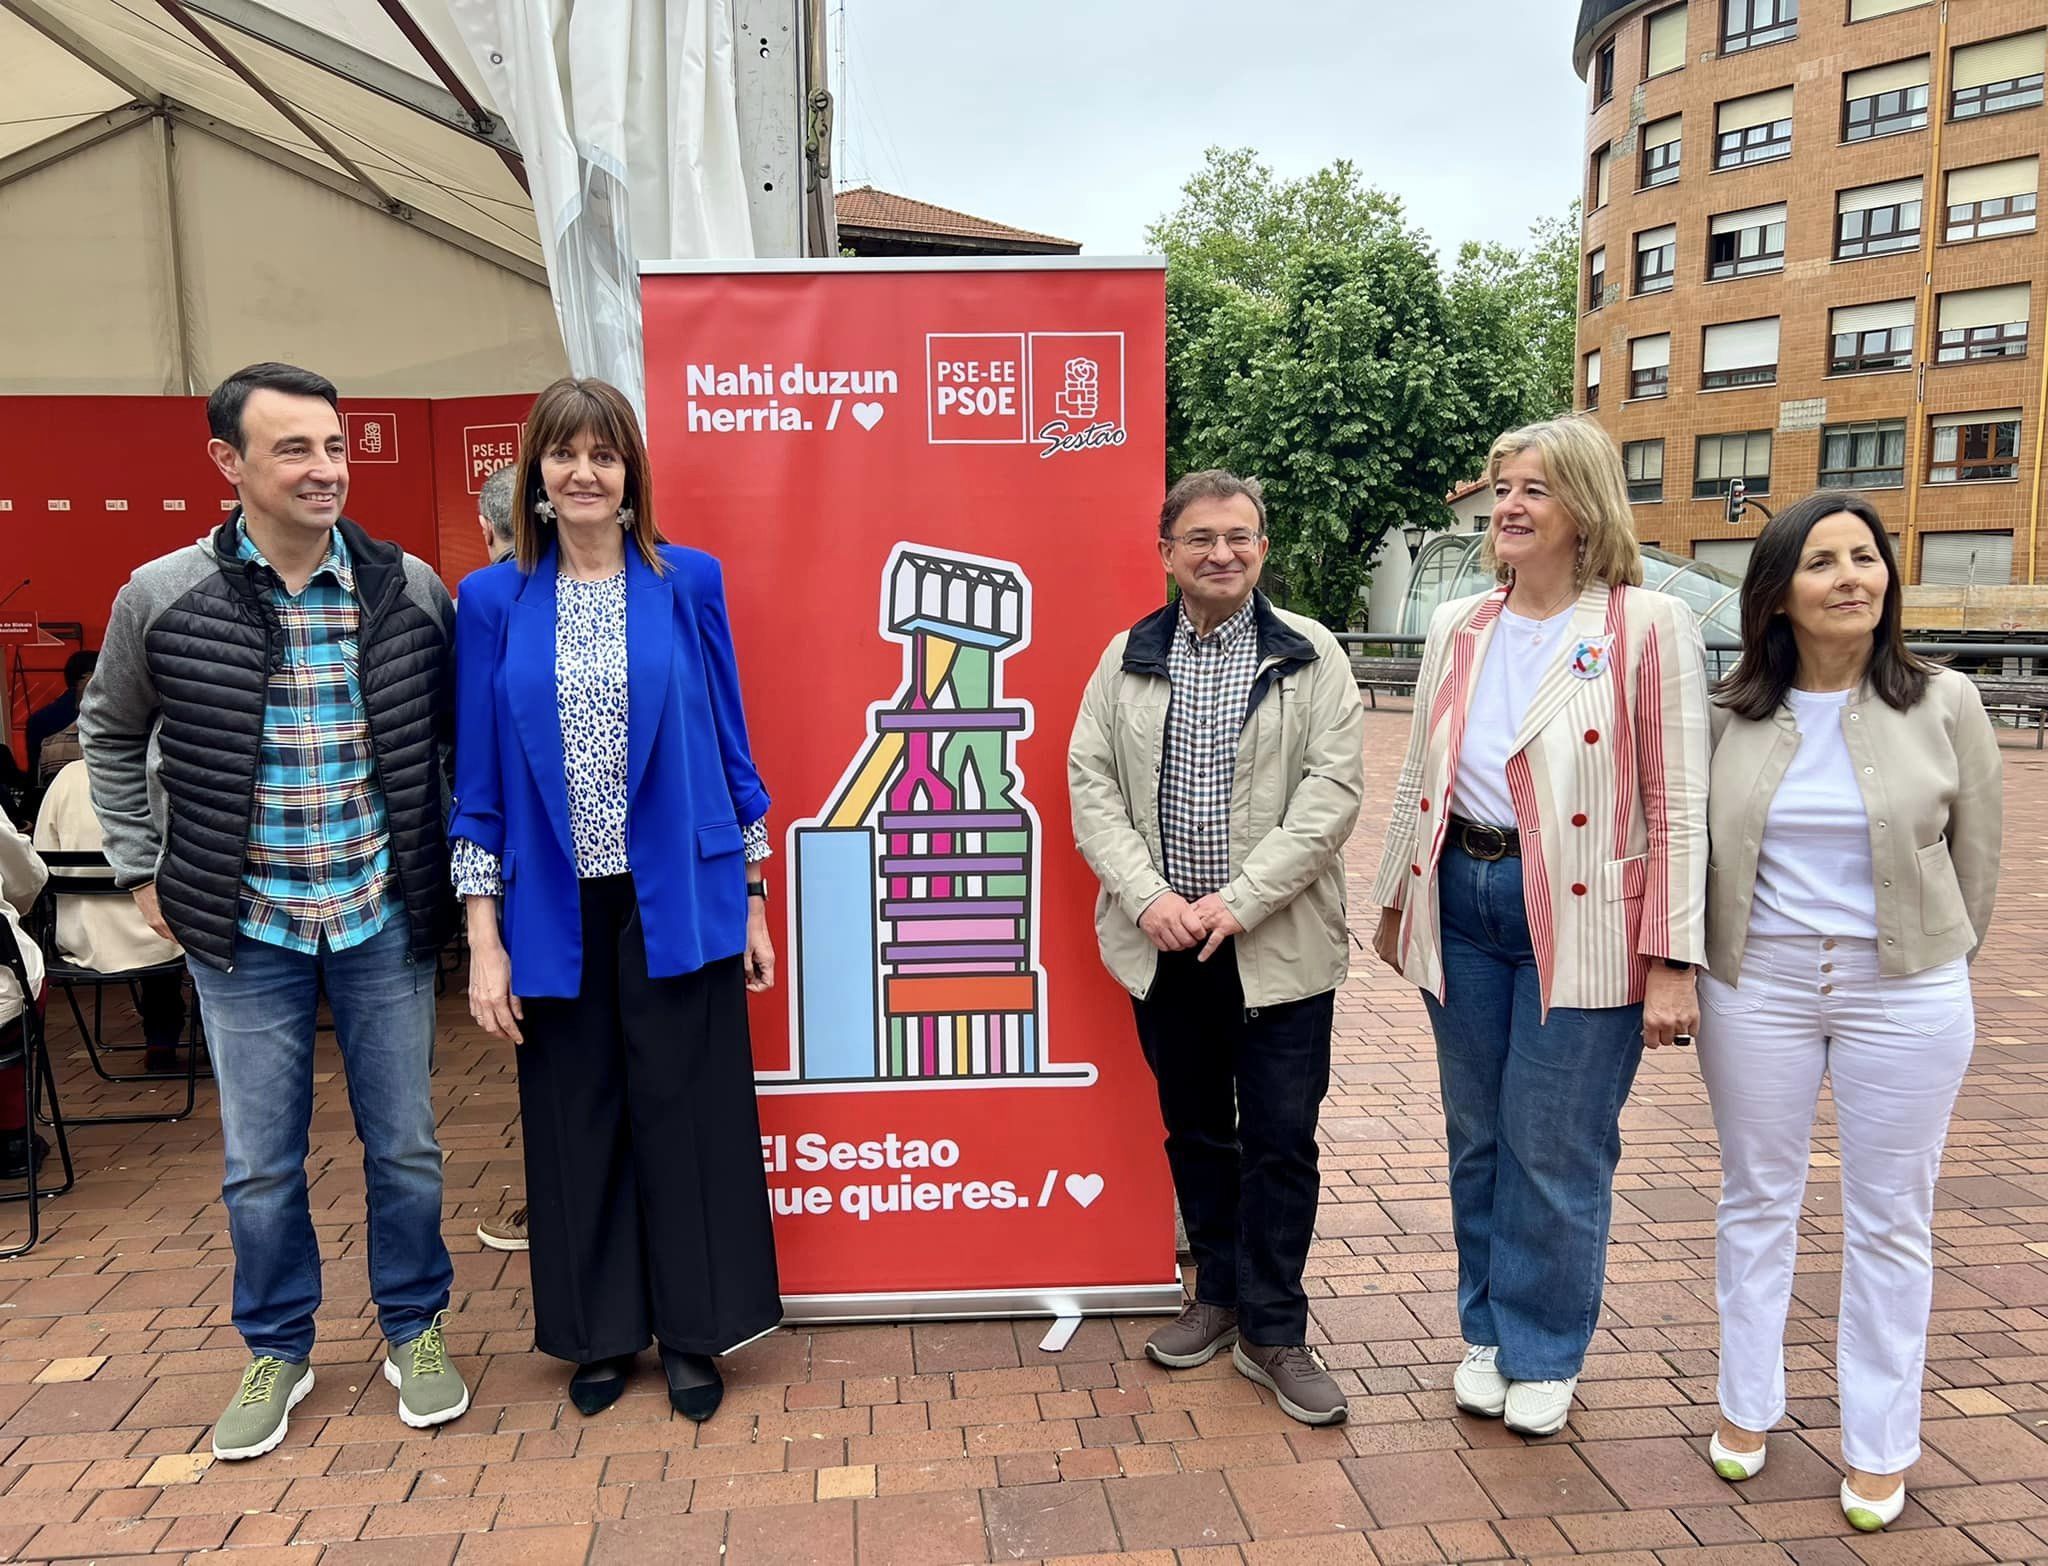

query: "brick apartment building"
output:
1571 0 2045 585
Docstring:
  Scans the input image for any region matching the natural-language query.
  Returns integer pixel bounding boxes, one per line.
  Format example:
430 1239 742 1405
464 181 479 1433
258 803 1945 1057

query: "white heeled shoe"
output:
1708 1430 1766 1482
1841 1476 1906 1532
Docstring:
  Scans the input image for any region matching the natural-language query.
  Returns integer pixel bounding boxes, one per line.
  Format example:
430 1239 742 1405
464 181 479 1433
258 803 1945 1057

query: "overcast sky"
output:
830 0 1591 265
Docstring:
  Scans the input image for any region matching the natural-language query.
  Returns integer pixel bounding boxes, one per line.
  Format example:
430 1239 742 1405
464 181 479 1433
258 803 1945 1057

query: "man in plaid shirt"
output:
82 364 467 1461
1069 470 1365 1427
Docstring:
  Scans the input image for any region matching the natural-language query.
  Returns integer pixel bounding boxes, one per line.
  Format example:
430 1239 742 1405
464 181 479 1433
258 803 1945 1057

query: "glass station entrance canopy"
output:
1401 532 1744 641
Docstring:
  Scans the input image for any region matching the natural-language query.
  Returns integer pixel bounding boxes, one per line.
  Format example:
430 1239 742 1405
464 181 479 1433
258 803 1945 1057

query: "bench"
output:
1971 676 2048 748
1352 655 1423 710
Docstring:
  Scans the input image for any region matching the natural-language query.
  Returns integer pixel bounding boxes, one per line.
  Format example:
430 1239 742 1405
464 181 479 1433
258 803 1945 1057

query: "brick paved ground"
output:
6 708 2048 1564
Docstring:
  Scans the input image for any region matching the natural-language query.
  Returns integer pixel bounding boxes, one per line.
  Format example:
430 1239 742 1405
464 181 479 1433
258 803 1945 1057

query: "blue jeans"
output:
1422 846 1645 1382
187 917 450 1362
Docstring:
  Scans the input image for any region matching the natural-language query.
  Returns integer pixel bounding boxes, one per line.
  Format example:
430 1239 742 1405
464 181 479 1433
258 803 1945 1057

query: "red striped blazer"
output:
1372 582 1710 1014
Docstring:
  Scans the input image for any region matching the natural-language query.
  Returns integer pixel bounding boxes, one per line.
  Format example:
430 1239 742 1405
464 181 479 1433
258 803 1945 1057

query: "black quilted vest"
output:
148 518 454 970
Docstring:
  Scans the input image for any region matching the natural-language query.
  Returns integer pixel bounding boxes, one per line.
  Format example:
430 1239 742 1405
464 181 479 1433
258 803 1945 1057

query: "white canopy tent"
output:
0 0 830 400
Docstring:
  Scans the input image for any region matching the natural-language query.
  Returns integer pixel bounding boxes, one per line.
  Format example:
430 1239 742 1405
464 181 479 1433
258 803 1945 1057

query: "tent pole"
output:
158 115 197 396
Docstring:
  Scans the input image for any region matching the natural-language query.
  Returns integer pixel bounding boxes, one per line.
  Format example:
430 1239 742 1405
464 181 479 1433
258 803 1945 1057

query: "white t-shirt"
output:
1750 687 1880 938
1451 605 1578 829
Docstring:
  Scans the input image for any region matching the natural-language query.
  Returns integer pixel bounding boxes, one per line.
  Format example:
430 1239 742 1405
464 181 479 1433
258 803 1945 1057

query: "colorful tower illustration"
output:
775 545 1092 1090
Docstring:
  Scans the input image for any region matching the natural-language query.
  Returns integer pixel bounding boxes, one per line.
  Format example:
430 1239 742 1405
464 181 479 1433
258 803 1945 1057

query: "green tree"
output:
1445 202 1582 445
1152 147 1477 627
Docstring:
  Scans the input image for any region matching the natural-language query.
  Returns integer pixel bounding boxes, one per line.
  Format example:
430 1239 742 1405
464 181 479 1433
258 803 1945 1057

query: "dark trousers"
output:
517 875 781 1363
1132 941 1333 1345
139 973 187 1048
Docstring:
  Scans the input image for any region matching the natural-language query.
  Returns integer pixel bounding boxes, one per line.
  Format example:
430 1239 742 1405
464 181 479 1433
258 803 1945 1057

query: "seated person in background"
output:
34 759 188 1070
26 651 95 785
0 810 49 1178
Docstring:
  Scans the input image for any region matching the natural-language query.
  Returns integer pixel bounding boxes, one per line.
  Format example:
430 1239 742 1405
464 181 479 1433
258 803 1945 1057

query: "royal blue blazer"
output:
448 540 770 999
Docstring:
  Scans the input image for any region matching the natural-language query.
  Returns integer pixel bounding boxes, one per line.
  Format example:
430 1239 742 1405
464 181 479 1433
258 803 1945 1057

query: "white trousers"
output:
1697 933 1973 1473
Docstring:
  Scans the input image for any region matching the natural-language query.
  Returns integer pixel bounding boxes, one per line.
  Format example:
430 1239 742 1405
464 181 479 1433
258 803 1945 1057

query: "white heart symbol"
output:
1064 1172 1104 1209
851 401 884 430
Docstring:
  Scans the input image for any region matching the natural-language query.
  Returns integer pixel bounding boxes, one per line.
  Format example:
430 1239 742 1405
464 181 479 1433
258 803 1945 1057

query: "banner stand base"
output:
779 1280 1185 1326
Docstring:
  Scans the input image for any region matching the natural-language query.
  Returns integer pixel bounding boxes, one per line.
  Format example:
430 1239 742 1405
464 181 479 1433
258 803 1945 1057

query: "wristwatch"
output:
1661 957 1692 971
746 881 769 901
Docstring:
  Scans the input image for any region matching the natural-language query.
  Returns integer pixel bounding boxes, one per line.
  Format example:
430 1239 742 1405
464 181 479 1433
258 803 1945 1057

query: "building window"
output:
1936 322 2029 363
1635 227 1677 294
1708 206 1786 279
1630 335 1672 400
1642 121 1682 188
1646 6 1687 77
1722 0 1796 55
1595 38 1617 106
1835 195 1922 259
1585 350 1602 411
1819 420 1907 488
1587 247 1607 309
1952 72 2045 119
1928 413 2021 483
1844 82 1928 142
1950 33 2046 121
1695 430 1773 497
1936 285 2031 364
1625 440 1665 503
1714 89 1794 169
1829 300 1916 374
1701 318 1780 388
1591 144 1613 209
1946 195 2037 243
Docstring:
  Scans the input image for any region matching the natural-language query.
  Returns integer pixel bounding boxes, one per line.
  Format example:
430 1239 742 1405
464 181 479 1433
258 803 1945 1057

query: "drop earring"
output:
618 504 635 528
534 497 557 521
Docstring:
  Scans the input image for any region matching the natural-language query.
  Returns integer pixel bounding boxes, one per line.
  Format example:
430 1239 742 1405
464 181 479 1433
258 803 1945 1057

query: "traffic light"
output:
1725 478 1747 526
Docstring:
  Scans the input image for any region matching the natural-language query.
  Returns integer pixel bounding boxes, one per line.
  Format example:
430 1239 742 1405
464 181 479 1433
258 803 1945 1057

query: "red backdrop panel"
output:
644 263 1177 1310
429 394 540 587
0 395 442 750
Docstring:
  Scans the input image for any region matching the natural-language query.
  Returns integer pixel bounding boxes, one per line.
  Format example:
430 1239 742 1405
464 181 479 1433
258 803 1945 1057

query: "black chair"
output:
34 851 206 1125
0 922 76 1260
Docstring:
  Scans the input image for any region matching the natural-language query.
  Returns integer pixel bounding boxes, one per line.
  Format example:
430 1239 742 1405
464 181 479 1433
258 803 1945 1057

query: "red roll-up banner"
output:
642 259 1181 1321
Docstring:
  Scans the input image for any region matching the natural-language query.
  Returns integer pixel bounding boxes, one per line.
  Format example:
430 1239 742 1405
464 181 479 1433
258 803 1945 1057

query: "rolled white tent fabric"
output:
446 0 755 421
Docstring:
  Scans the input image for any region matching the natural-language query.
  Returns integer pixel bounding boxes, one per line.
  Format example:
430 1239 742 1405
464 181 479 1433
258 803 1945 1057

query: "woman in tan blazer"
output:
1696 491 2001 1532
1373 417 1710 1438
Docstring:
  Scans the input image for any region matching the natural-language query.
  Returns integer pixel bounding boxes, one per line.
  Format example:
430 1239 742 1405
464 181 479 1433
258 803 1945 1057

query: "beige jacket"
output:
1706 666 2002 980
33 761 184 974
0 811 48 1028
1067 595 1366 1007
1373 583 1711 1013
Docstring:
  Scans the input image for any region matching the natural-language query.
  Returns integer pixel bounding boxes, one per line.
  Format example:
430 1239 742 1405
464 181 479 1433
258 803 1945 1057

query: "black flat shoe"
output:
658 1344 722 1422
568 1355 633 1417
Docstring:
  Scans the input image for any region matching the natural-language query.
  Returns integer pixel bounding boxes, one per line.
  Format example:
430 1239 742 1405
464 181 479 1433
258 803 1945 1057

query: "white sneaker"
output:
1452 1344 1507 1417
1709 1430 1767 1481
1841 1477 1906 1532
1503 1376 1576 1436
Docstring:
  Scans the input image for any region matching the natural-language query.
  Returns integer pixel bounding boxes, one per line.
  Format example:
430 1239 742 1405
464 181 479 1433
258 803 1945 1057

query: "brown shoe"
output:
476 1205 529 1252
1144 1301 1239 1368
1233 1341 1348 1426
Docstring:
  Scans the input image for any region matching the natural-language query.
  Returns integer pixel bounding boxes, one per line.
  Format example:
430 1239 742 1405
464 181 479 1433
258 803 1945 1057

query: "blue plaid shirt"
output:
233 520 396 954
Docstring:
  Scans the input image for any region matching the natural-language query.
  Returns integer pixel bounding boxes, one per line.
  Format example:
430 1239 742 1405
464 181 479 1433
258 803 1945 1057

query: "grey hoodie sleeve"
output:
77 577 165 890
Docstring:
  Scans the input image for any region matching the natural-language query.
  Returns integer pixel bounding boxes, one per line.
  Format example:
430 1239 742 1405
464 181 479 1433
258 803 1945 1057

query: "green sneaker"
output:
383 1313 470 1429
212 1357 313 1460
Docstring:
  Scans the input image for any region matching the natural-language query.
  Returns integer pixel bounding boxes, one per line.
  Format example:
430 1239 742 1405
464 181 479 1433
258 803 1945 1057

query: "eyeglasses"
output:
1169 530 1266 554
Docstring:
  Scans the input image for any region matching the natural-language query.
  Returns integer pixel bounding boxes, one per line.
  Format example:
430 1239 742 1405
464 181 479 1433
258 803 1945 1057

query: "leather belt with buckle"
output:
1449 815 1520 861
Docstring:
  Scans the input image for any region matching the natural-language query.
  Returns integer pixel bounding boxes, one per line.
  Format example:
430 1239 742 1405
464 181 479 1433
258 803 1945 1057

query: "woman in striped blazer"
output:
1372 417 1711 1438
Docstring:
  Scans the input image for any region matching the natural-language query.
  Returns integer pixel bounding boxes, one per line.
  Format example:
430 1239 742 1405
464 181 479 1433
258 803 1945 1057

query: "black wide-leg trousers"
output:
516 874 781 1363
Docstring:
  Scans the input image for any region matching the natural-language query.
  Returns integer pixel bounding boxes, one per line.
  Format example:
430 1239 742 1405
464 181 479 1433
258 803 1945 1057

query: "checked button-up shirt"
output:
1159 597 1260 900
232 520 396 955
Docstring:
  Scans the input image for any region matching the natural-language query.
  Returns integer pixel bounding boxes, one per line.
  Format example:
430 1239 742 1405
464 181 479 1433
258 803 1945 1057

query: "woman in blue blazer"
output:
450 377 780 1421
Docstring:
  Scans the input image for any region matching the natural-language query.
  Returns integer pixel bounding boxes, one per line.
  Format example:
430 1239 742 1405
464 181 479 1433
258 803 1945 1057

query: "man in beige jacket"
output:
1068 470 1365 1426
